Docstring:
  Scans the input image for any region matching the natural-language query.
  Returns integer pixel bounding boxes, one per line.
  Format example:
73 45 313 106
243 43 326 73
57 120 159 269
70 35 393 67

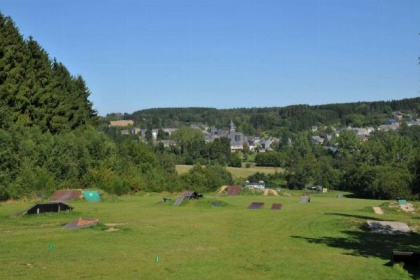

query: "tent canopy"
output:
83 190 101 202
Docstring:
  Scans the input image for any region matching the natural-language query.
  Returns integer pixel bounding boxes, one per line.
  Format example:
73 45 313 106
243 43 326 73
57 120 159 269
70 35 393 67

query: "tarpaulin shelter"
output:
63 217 100 229
174 191 203 206
271 203 283 210
227 186 242 196
21 202 74 215
248 202 264 209
50 190 82 202
83 190 101 202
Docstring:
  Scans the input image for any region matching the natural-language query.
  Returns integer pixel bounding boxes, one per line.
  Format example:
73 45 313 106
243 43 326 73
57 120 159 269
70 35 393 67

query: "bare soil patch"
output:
400 203 415 212
105 227 119 232
373 207 384 215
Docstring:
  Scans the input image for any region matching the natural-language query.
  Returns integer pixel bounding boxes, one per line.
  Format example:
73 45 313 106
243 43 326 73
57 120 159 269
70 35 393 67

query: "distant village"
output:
109 111 420 153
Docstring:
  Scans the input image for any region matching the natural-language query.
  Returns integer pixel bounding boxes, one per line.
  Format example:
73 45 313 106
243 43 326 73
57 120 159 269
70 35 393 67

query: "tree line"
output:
1 11 420 201
126 99 420 136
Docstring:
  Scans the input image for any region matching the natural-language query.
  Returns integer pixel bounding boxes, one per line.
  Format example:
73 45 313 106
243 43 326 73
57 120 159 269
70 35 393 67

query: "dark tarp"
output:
271 203 283 210
22 202 74 215
248 202 264 209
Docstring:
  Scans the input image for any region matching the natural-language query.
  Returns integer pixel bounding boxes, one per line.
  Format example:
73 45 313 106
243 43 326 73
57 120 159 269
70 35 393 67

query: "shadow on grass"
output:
325 212 385 221
292 228 420 278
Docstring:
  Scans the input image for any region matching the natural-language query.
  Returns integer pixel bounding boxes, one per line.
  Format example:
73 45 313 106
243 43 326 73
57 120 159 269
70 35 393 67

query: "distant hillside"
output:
0 12 99 133
124 98 420 136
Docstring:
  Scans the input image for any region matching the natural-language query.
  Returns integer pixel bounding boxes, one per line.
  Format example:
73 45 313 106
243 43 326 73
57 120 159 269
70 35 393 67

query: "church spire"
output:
229 120 235 134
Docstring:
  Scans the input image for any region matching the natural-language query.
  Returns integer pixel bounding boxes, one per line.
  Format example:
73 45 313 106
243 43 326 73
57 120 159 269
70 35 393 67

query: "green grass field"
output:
2 191 420 279
175 165 282 180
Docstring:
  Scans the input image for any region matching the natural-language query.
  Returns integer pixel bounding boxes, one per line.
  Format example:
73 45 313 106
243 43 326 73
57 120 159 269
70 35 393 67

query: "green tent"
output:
83 190 101 202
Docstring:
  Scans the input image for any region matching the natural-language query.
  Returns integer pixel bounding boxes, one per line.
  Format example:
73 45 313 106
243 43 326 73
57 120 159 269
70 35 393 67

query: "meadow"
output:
175 164 282 180
1 191 420 279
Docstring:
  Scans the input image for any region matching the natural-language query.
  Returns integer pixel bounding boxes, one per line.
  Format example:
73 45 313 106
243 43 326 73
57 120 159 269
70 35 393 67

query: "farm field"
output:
1 191 420 279
176 164 282 180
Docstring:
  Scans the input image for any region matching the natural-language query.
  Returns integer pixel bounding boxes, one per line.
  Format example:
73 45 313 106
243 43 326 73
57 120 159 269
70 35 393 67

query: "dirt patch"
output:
262 188 279 196
105 227 119 232
400 203 415 212
373 207 384 215
218 186 228 193
104 223 127 227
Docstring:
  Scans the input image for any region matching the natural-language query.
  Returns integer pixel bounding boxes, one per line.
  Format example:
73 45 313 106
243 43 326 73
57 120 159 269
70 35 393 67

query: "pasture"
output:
1 191 420 279
175 164 282 180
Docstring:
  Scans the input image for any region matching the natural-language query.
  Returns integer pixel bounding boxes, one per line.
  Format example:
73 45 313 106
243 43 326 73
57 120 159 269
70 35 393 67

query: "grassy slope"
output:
1 192 420 279
176 164 282 180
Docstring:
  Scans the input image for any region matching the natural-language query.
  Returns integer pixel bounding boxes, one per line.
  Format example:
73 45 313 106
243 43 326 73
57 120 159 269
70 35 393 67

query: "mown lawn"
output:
1 191 420 279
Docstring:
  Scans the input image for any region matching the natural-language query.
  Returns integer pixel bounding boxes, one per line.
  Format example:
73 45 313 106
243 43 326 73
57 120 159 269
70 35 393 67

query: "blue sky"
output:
1 0 419 115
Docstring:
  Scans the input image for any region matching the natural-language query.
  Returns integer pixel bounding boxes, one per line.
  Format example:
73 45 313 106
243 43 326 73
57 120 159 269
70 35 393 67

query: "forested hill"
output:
128 98 420 134
0 12 99 133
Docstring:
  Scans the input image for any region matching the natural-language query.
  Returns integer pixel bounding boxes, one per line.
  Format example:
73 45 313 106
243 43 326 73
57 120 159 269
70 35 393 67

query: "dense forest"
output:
1 11 420 201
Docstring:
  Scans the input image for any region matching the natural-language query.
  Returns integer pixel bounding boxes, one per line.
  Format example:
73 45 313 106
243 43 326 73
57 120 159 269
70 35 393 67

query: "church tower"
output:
229 120 235 134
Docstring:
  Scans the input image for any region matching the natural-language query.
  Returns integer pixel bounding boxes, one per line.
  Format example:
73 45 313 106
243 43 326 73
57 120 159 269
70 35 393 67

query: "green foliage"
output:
203 137 231 165
0 13 99 134
286 153 319 189
179 164 233 193
341 164 412 199
127 97 420 137
171 127 205 162
255 152 285 167
247 171 285 189
229 152 242 167
0 124 180 199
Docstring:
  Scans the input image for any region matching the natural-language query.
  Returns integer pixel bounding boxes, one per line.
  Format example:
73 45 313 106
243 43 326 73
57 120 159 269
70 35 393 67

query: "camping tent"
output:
22 202 74 215
83 190 101 202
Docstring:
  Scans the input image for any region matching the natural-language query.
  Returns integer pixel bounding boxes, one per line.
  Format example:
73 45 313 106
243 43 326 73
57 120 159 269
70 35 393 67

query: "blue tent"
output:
83 190 101 202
